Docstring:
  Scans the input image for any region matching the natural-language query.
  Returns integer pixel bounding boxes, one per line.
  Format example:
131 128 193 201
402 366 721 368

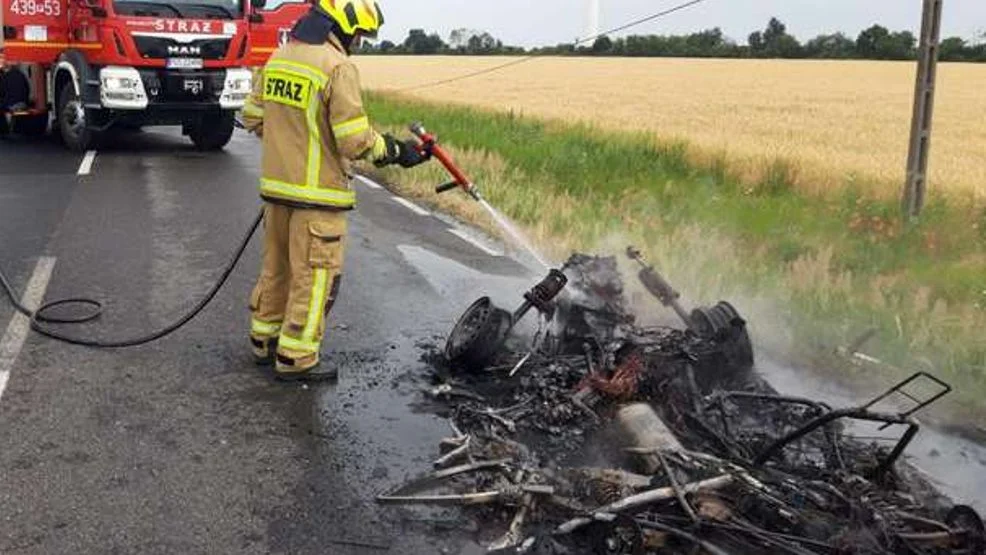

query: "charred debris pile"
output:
378 249 984 555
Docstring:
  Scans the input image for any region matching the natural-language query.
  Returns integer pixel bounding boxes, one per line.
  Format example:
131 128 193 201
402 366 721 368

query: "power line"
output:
589 0 710 42
395 0 713 93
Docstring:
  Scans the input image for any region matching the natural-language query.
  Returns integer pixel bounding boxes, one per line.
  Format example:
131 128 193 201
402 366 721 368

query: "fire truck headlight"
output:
225 70 252 92
99 67 149 110
220 69 253 109
228 77 251 92
103 77 138 91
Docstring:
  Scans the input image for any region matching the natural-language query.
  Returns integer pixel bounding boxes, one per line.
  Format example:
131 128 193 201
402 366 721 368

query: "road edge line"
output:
448 228 501 257
0 256 57 403
354 174 383 190
392 197 431 217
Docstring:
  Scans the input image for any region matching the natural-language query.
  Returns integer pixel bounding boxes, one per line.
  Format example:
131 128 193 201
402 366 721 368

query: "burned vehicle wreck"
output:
378 248 985 555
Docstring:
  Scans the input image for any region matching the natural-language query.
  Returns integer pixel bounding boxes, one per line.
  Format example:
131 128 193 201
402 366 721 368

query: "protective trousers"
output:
250 203 347 371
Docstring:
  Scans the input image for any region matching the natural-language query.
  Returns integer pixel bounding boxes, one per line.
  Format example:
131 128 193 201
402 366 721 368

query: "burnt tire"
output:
946 505 986 553
189 111 235 151
692 301 755 370
445 297 513 373
57 86 93 153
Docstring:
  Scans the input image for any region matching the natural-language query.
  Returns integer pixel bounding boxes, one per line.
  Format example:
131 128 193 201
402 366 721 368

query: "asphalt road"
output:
0 129 537 554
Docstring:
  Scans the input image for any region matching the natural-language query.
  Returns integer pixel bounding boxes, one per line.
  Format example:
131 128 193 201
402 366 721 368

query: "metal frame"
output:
753 408 920 479
705 391 846 470
861 370 951 430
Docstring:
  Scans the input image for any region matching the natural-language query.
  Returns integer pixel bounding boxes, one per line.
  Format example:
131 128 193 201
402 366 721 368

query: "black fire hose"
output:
0 208 264 348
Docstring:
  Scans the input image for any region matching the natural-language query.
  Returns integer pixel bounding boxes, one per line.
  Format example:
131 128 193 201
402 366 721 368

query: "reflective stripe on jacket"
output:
243 36 380 210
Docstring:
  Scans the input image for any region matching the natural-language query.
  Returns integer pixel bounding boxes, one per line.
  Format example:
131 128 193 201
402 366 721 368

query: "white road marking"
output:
392 197 430 217
77 150 97 176
354 175 383 190
448 229 502 257
0 257 56 403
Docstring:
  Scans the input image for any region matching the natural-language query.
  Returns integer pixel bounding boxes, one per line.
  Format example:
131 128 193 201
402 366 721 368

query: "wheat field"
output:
356 56 986 199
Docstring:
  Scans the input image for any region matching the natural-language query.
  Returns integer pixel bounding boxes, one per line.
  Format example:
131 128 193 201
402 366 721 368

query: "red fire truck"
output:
1 0 308 151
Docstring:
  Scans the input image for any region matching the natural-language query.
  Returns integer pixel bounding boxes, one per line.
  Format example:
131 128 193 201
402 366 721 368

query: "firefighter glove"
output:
374 133 430 169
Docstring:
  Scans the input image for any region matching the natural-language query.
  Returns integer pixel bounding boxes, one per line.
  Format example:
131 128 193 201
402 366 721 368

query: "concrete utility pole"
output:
902 0 944 222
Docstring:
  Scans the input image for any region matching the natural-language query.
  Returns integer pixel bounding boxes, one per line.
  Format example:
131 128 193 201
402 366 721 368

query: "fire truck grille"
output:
138 69 227 103
133 36 231 60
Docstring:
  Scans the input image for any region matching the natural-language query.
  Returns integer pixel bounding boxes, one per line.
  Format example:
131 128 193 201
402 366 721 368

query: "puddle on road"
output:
304 243 537 553
396 244 533 309
313 338 493 554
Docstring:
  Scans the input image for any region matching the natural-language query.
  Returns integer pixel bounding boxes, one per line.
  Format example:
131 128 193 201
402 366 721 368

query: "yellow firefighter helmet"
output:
315 0 384 38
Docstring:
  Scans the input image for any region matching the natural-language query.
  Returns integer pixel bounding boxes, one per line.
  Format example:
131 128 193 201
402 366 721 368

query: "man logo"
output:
278 28 290 46
168 45 202 56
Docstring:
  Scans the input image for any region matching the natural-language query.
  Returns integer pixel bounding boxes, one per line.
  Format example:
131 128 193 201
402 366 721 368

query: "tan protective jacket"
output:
242 35 381 210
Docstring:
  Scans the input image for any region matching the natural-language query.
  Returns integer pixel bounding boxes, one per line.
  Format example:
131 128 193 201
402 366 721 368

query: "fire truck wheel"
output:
57 86 93 153
189 111 235 151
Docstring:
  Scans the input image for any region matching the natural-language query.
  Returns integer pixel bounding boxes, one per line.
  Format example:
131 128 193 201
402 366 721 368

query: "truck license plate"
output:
167 58 204 69
183 79 205 95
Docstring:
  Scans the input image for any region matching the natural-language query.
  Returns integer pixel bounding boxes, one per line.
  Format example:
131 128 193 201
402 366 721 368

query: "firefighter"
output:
241 0 428 382
0 49 31 137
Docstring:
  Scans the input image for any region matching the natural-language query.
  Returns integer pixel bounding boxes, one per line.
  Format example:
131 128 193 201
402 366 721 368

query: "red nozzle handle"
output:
435 182 459 194
409 122 473 190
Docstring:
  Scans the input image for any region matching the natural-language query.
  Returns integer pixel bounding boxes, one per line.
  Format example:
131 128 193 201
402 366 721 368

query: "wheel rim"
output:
63 99 86 139
446 298 493 359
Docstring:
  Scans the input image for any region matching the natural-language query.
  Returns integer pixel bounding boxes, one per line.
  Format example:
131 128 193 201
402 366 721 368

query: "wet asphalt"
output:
0 128 536 554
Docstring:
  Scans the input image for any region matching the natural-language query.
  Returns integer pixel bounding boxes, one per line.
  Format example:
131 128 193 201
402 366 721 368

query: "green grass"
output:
367 92 986 428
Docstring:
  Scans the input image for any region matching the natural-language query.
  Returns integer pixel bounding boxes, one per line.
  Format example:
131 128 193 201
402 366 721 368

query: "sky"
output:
374 0 986 48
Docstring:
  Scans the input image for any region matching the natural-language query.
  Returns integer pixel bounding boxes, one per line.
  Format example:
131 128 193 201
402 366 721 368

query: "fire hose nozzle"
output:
409 121 427 138
435 182 459 194
408 121 482 201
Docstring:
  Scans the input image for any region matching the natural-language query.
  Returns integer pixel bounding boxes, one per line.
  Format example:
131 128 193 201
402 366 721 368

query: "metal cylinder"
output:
617 403 683 474
525 269 568 310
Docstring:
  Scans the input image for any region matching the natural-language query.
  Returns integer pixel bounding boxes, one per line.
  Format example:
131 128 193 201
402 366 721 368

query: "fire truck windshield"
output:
114 0 243 19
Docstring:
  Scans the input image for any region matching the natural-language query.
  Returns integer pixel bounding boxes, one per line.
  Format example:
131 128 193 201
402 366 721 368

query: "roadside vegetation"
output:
365 92 986 430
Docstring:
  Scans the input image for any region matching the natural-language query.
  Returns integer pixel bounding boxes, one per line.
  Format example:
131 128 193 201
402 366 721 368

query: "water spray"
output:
409 122 552 271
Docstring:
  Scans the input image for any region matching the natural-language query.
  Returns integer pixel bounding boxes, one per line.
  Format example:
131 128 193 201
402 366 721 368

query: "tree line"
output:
360 18 986 62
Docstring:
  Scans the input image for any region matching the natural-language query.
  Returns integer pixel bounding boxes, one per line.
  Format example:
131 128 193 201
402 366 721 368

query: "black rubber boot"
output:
275 354 338 383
